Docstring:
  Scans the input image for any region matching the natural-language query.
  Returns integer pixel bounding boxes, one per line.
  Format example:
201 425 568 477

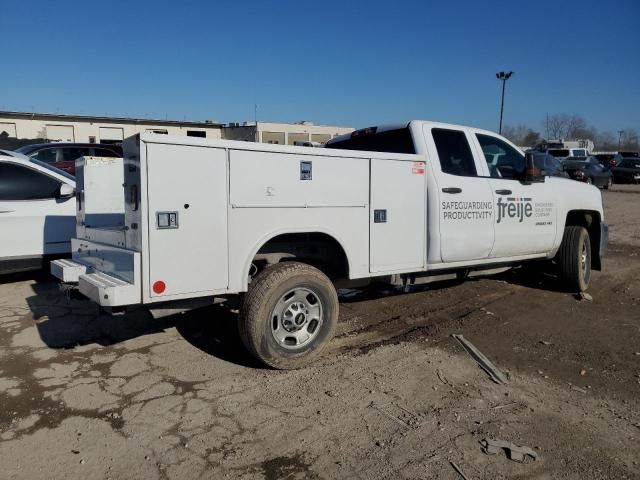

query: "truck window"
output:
0 163 61 200
93 148 119 157
547 149 570 158
61 147 91 162
29 148 57 164
431 128 477 176
325 127 415 154
476 134 525 179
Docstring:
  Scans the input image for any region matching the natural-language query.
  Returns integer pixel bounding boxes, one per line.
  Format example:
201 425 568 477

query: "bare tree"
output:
503 124 540 146
544 114 571 139
620 128 639 150
566 115 593 139
594 131 617 151
543 113 597 141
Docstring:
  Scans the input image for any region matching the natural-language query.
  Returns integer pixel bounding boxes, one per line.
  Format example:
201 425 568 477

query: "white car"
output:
0 150 76 274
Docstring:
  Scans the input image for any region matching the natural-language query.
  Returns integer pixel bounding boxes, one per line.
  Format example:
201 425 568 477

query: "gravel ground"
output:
0 187 639 480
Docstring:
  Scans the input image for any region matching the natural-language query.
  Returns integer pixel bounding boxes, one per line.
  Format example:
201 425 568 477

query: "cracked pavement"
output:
1 189 639 479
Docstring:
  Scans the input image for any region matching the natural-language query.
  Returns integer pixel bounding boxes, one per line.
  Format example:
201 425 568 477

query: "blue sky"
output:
2 0 639 133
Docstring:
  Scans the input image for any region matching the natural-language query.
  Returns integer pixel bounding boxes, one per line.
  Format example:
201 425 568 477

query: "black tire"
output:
556 226 591 292
604 177 612 190
238 262 339 369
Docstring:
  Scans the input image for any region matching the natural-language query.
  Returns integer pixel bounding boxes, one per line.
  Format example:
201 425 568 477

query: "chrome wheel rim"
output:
271 288 323 349
580 242 588 275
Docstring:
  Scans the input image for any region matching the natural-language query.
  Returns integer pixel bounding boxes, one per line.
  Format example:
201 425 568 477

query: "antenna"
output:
254 104 257 124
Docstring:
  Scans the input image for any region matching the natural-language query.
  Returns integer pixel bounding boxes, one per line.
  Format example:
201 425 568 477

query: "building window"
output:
311 133 331 144
99 127 124 143
287 133 309 145
187 130 206 138
146 129 168 135
46 124 75 142
88 136 96 144
262 131 285 145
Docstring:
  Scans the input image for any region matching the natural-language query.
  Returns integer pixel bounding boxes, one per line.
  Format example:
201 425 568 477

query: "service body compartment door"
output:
370 159 426 273
146 143 228 297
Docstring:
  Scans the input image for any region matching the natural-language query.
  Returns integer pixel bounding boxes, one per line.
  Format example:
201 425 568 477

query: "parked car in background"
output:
0 150 76 274
547 147 588 159
617 151 639 158
562 156 613 189
532 152 569 177
610 157 640 184
593 153 623 169
14 143 122 175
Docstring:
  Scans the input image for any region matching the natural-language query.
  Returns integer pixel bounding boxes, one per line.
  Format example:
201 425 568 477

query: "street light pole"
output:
617 130 624 149
496 71 514 135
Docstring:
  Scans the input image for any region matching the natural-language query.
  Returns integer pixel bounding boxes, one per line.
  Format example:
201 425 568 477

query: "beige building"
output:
0 111 223 144
0 111 353 147
223 121 353 145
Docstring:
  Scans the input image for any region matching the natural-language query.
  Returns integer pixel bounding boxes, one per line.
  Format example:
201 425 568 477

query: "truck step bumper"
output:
79 271 140 307
51 259 87 283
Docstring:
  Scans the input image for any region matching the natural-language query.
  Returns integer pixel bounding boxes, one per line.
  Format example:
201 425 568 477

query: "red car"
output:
14 143 122 175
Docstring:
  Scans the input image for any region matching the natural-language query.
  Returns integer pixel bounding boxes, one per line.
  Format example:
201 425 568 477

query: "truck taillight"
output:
153 281 166 294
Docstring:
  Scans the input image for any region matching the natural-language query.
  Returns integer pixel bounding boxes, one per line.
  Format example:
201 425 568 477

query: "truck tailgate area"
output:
51 238 141 306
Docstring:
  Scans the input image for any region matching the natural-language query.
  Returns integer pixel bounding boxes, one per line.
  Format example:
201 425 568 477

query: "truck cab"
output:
327 121 605 268
52 120 608 369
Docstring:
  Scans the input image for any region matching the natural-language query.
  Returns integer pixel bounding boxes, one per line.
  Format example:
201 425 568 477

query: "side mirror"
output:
58 183 75 199
522 153 545 183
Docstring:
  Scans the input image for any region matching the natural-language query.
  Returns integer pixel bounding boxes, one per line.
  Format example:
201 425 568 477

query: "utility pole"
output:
617 130 624 149
496 71 514 135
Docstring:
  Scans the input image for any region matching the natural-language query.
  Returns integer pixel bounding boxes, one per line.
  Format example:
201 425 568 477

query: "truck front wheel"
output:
239 262 339 369
556 226 591 292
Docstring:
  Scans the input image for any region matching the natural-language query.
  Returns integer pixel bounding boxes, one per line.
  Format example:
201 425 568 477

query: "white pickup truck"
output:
52 120 608 368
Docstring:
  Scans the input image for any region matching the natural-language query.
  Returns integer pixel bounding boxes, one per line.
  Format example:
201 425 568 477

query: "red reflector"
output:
153 281 166 294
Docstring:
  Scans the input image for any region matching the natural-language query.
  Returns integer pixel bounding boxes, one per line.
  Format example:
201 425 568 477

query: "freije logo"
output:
497 197 533 223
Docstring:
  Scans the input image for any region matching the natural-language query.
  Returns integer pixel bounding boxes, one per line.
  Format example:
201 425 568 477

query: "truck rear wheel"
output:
239 262 339 369
556 226 591 292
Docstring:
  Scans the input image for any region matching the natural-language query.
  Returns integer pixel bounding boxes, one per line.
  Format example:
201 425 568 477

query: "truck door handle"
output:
442 187 462 194
495 189 512 195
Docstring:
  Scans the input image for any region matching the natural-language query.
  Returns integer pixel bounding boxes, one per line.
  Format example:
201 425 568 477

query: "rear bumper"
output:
51 258 86 282
50 239 141 307
78 271 140 307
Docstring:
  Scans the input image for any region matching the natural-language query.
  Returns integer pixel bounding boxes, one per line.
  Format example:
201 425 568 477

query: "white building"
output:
0 111 223 144
222 121 353 145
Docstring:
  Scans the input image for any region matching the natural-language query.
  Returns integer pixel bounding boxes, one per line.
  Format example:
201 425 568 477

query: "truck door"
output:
472 133 557 257
146 143 228 298
425 127 494 263
369 158 426 273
